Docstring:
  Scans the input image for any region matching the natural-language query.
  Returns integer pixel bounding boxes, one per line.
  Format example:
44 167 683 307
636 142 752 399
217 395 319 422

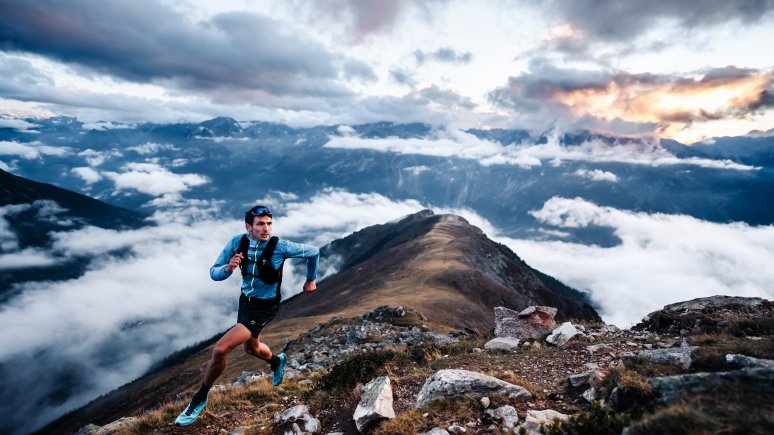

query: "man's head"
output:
245 205 272 241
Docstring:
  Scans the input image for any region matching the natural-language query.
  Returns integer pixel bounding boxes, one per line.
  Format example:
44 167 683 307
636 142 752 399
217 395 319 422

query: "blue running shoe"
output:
272 353 287 386
174 397 208 427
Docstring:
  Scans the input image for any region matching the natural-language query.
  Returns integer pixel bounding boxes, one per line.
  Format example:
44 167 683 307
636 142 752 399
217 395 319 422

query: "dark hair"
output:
245 205 272 225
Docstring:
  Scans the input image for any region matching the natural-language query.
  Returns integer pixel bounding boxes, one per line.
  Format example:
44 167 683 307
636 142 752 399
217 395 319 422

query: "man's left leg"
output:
244 337 287 386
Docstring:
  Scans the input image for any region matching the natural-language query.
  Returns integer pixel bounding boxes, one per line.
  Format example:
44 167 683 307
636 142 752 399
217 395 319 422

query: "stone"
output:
274 405 320 434
726 354 774 369
74 424 101 435
546 322 581 346
650 367 774 404
480 396 490 408
586 344 613 354
483 337 521 351
416 369 531 408
635 346 699 369
494 306 557 340
448 422 467 433
484 405 519 429
353 376 395 432
421 428 450 435
662 295 764 312
568 372 592 388
518 410 569 435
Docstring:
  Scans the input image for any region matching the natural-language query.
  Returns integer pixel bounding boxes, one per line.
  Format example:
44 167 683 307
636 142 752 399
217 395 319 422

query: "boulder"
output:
494 306 557 339
75 417 138 435
650 367 774 404
518 410 569 435
274 404 321 434
483 337 521 351
726 354 774 369
546 322 581 346
416 369 531 408
634 346 699 369
353 376 395 432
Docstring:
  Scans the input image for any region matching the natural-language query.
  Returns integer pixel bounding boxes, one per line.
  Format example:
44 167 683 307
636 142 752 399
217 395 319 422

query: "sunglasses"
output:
250 207 272 217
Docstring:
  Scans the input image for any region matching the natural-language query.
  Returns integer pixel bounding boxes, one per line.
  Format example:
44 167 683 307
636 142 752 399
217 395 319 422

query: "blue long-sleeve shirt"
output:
210 233 320 300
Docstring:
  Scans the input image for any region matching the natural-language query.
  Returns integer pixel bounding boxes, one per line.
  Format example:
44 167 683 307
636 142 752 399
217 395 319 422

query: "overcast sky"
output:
1 0 773 143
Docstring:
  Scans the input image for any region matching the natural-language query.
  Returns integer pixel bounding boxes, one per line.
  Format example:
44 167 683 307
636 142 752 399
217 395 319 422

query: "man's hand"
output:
303 279 316 294
225 252 243 273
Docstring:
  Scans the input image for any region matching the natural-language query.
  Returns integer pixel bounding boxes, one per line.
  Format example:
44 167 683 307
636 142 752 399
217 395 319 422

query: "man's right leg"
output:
175 324 252 426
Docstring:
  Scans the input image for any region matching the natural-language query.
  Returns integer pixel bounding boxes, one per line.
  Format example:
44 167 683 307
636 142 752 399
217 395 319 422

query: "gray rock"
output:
74 424 101 435
353 376 395 432
518 410 569 435
416 369 531 408
568 372 592 388
448 422 467 433
662 295 764 312
76 418 138 435
480 396 490 408
274 405 320 434
495 306 557 339
636 346 699 369
484 405 519 429
421 428 450 435
546 322 581 346
650 367 774 404
483 337 521 351
726 354 774 369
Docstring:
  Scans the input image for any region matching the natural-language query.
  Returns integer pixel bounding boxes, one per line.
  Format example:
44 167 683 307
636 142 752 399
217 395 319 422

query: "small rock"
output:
546 322 581 346
484 337 521 351
480 397 490 408
448 422 467 433
518 409 569 435
353 376 395 432
421 428 450 435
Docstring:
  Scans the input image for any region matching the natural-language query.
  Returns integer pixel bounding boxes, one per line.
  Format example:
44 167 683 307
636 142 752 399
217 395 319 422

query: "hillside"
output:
41 210 600 434
0 168 149 294
64 296 773 434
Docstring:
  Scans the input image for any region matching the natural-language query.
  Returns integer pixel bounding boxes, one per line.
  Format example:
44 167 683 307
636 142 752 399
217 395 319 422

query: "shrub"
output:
542 402 631 435
310 349 398 395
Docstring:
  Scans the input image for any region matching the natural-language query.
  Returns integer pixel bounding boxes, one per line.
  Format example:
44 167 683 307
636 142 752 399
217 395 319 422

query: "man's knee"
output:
212 344 233 359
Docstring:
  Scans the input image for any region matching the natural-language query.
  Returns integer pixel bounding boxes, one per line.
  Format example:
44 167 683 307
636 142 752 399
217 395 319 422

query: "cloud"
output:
489 59 774 141
71 166 102 184
0 117 39 132
497 196 774 326
103 162 209 196
126 142 178 155
296 0 447 42
574 168 618 182
390 68 418 86
546 0 774 42
0 140 69 159
323 127 759 170
414 47 473 64
0 1 365 102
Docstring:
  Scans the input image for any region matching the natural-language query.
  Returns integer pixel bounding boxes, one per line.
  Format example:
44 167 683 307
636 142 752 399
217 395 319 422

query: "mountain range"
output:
1 116 773 433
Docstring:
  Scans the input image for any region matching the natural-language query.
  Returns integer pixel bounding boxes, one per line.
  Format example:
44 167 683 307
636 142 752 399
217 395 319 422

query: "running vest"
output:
238 235 283 300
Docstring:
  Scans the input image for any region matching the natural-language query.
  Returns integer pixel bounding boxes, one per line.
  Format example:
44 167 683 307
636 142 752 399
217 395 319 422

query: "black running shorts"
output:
237 293 279 338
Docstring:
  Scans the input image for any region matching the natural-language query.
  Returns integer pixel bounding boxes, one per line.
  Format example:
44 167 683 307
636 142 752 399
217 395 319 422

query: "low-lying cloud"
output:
103 162 209 196
324 127 758 170
497 196 774 326
0 140 69 159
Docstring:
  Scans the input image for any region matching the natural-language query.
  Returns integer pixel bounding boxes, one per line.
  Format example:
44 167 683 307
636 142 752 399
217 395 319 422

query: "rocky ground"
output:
77 296 773 435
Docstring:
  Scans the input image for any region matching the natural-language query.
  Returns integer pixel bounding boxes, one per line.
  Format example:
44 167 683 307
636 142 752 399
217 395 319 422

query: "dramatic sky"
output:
1 0 774 143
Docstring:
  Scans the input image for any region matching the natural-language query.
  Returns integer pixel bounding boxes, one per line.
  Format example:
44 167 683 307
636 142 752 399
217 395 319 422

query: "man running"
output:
175 205 320 426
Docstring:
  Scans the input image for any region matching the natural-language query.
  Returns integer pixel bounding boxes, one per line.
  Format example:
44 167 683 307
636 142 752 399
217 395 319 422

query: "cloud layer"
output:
324 127 759 169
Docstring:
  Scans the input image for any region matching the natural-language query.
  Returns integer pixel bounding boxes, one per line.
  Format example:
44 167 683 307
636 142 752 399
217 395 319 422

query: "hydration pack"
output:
238 235 284 299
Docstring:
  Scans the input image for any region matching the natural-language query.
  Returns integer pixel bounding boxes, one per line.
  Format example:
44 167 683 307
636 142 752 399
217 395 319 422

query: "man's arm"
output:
280 240 320 293
210 236 242 281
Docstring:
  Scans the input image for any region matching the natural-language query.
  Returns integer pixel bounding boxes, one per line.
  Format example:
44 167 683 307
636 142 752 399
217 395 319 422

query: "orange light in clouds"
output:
551 71 773 139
